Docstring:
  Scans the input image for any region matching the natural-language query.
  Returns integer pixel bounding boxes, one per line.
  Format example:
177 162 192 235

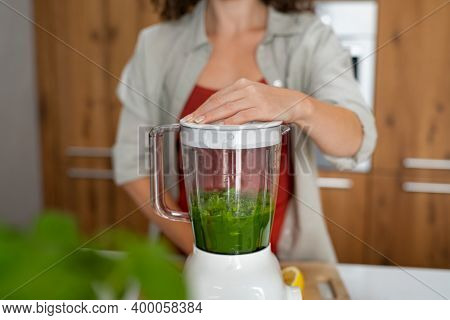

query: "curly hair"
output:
150 0 314 21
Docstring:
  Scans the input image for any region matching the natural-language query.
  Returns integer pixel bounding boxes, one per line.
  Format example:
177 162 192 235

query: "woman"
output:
113 0 376 262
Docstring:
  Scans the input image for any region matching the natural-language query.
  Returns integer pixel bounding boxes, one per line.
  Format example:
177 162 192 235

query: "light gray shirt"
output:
113 0 377 262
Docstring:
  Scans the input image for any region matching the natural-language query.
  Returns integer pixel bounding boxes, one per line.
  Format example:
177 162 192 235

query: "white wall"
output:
0 0 42 226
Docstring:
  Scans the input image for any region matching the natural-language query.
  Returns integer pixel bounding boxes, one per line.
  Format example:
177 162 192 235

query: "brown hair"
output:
150 0 314 21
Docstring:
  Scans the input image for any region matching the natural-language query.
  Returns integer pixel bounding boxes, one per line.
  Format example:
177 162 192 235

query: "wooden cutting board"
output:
281 262 349 300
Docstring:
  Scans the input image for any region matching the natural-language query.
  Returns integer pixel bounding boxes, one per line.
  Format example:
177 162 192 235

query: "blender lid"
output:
179 120 282 131
179 120 283 149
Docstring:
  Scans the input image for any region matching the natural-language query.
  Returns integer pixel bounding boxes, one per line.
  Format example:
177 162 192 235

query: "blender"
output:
149 120 301 300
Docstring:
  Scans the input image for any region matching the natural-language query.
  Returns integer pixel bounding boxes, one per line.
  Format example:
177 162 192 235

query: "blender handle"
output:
281 124 291 135
149 123 190 223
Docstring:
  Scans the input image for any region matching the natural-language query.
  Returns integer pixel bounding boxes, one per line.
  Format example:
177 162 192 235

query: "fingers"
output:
193 89 247 122
212 77 252 99
223 108 261 125
199 99 252 124
182 78 254 122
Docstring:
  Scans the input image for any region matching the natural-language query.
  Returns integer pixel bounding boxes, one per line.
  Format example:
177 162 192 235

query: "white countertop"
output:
337 264 450 300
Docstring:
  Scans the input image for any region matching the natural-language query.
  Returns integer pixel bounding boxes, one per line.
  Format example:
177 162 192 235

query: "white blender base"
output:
184 245 302 300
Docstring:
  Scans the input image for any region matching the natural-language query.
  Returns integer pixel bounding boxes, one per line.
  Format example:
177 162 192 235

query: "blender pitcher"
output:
149 120 290 254
149 120 300 300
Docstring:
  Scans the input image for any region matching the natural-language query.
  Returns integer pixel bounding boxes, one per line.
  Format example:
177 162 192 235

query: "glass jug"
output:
149 121 290 255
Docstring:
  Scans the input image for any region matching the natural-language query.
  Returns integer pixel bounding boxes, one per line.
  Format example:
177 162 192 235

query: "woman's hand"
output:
182 78 312 125
182 77 363 157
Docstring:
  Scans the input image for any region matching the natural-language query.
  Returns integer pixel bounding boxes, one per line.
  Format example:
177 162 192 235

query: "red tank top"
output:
177 82 293 254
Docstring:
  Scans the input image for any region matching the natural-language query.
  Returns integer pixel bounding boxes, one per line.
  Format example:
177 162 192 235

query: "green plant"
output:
0 211 186 300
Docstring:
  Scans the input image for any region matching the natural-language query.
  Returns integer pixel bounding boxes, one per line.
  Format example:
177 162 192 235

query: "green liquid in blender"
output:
189 190 274 255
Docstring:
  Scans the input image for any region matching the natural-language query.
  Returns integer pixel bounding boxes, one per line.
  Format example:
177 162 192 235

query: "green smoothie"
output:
189 190 274 254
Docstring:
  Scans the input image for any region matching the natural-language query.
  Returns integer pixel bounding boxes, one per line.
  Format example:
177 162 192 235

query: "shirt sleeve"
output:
306 21 377 170
112 30 158 185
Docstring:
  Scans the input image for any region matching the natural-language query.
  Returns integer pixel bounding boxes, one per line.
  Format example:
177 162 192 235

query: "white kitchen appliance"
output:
315 0 378 173
149 121 301 300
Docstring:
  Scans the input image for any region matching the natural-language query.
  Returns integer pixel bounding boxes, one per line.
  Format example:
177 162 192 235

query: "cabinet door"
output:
367 175 449 268
106 0 159 233
35 0 158 234
373 0 450 171
319 172 369 263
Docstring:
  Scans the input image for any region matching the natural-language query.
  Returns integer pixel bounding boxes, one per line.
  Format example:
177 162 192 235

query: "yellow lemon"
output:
282 266 305 291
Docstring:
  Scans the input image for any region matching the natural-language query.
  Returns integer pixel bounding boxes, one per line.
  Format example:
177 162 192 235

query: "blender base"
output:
184 245 302 300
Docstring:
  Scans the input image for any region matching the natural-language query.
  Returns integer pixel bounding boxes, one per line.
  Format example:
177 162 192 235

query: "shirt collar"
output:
189 0 302 51
189 0 208 51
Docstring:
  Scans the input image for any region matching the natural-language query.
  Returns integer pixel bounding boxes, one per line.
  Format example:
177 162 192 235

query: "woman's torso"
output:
113 0 370 262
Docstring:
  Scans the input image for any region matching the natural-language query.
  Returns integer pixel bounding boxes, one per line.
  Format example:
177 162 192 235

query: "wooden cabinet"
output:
319 172 370 264
35 0 159 234
319 0 449 268
362 0 450 268
320 170 450 268
367 174 449 268
373 0 450 172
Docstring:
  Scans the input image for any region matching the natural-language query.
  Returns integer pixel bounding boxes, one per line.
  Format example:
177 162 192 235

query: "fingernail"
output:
182 114 193 122
194 116 205 123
